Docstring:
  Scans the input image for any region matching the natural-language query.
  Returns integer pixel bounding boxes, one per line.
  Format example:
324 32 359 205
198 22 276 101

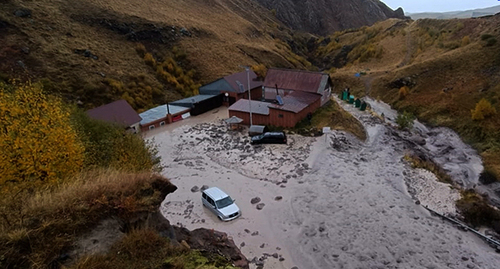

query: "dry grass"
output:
457 190 500 232
0 169 175 268
404 154 453 184
1 0 303 110
294 99 366 141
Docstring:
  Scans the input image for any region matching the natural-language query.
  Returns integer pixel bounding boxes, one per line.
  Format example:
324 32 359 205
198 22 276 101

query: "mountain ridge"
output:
253 0 406 35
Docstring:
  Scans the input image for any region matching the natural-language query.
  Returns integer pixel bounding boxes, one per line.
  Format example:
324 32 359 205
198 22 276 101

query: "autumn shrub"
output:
461 36 470 47
398 86 410 100
135 43 147 57
71 109 161 172
144 53 156 67
471 98 496 120
251 63 267 78
103 76 164 110
0 82 84 191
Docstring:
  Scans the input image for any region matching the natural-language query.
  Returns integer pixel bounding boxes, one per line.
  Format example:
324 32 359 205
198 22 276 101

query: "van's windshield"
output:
216 196 234 208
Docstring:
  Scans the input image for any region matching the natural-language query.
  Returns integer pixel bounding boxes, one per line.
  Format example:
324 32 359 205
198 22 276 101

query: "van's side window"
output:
202 193 207 199
207 197 215 207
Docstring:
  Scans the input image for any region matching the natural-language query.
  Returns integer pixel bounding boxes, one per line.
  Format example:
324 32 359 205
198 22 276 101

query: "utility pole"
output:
246 67 252 126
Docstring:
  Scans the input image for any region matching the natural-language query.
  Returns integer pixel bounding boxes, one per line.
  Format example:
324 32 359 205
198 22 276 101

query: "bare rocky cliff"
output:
253 0 406 35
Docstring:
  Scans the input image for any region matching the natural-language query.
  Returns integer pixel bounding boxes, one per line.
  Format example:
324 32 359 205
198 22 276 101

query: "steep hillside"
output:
253 0 406 35
318 15 500 177
0 0 311 110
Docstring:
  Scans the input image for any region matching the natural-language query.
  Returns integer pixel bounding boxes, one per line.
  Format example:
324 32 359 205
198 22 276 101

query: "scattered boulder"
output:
275 196 283 201
14 9 32 18
259 243 265 248
74 49 98 60
251 197 261 204
240 242 245 247
200 185 209 191
190 186 199 192
410 135 426 146
251 231 259 236
256 203 265 210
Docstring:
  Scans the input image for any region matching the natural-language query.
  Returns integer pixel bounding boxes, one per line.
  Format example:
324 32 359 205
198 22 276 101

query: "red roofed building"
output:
86 99 142 133
228 68 331 128
263 68 332 106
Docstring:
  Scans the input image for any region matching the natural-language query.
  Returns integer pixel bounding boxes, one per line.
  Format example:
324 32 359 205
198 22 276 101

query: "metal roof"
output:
169 94 219 107
223 70 263 93
199 70 263 95
225 116 244 124
270 91 321 113
86 99 141 126
203 187 229 200
139 104 190 125
199 78 233 95
228 99 270 115
263 68 329 94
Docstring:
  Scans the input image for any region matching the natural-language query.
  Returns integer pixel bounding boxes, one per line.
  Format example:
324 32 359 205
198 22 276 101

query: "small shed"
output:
224 116 244 130
248 125 268 137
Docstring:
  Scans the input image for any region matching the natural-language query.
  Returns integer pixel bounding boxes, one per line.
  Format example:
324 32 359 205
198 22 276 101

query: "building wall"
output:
268 98 321 128
129 122 141 133
320 83 332 106
229 98 321 128
140 110 189 132
235 87 262 101
140 117 168 132
228 111 270 126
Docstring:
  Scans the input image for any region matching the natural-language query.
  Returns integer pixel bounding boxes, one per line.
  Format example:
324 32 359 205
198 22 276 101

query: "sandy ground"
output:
149 101 500 269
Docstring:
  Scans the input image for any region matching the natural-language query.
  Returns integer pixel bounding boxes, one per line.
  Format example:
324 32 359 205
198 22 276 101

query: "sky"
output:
381 0 500 13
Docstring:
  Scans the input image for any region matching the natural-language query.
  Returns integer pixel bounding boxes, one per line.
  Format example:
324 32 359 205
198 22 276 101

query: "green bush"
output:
486 38 497 47
396 111 415 129
481 34 494 40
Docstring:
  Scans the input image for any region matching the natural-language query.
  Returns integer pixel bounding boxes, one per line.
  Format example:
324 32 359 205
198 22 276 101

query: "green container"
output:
355 98 361 108
348 95 354 104
342 91 348 101
360 102 367 111
339 92 343 100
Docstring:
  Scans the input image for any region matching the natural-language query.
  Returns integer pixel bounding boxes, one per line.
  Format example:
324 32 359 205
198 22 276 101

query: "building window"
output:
149 125 155 130
160 121 165 126
278 114 284 118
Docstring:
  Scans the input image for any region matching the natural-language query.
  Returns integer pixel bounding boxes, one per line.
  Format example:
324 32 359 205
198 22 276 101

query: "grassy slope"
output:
322 15 500 177
0 170 240 268
0 0 306 110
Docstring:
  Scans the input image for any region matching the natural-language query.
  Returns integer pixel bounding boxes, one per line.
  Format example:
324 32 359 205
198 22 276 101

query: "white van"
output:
201 187 241 221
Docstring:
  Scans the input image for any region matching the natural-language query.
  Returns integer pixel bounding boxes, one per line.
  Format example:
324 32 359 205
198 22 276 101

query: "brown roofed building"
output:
199 70 263 106
228 90 321 128
86 99 142 133
263 68 332 106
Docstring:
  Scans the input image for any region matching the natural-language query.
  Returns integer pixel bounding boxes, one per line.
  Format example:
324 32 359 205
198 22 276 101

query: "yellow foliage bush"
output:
144 53 156 67
398 86 410 100
0 82 84 190
471 98 497 120
135 43 146 57
461 36 470 47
